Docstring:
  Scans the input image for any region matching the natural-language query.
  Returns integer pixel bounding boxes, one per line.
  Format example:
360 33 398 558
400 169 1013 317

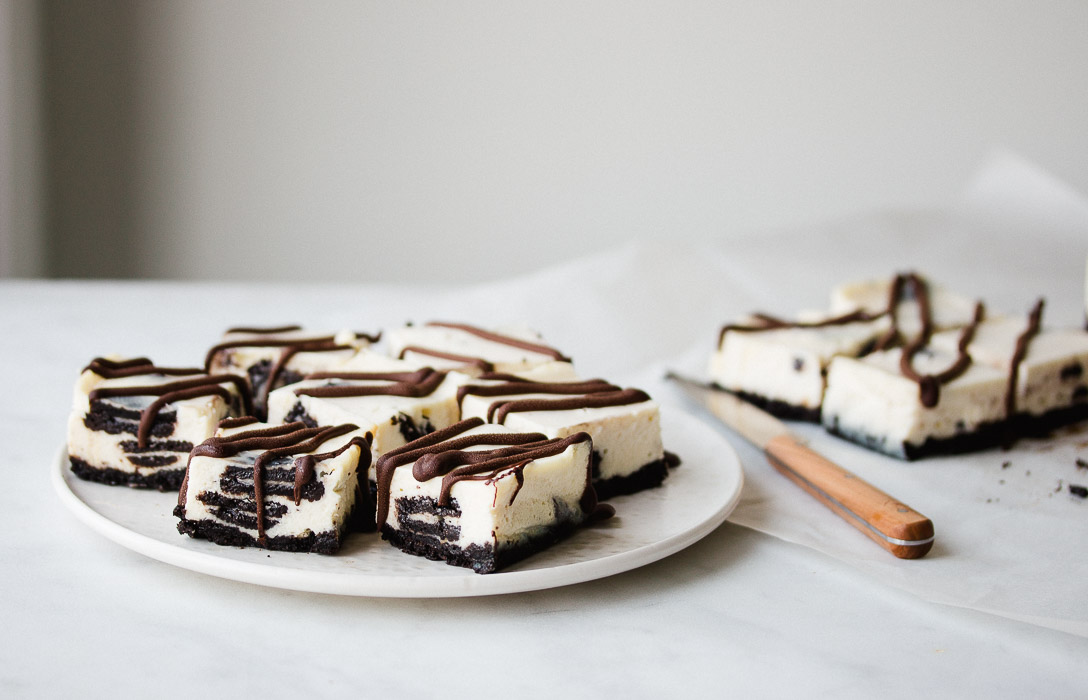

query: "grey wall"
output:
7 1 1088 280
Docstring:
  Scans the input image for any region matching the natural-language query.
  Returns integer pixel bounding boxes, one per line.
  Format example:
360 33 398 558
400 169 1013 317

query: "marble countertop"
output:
6 162 1088 696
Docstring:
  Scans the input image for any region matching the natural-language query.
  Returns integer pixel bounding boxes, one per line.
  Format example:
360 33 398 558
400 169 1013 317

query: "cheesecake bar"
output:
385 322 573 375
710 310 891 421
822 342 1009 460
456 374 670 499
375 418 611 573
175 418 372 553
67 357 251 490
929 300 1088 435
205 325 378 418
266 366 470 527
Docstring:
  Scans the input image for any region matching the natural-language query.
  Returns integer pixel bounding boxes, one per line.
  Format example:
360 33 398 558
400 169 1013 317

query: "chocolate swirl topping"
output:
456 379 620 408
397 346 494 372
295 368 445 399
397 322 571 368
180 422 372 545
85 358 253 448
457 379 651 424
374 418 609 530
1005 299 1045 417
717 309 881 348
899 301 986 408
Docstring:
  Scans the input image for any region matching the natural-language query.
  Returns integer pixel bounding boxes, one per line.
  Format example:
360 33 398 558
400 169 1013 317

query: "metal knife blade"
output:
666 372 935 559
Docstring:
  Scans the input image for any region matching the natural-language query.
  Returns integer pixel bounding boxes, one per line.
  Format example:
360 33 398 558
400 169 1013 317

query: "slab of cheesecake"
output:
822 341 1010 460
175 418 371 554
374 418 611 573
204 325 378 418
928 301 1088 435
456 373 671 499
710 311 891 421
385 322 573 376
67 357 251 490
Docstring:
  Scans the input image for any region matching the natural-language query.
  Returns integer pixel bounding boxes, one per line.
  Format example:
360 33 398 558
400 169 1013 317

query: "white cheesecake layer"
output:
822 347 1009 457
709 315 889 410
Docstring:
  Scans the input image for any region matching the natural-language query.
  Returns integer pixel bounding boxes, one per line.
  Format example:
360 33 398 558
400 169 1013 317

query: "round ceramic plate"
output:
52 407 743 597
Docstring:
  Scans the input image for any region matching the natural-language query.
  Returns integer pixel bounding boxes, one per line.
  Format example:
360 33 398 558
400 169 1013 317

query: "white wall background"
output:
6 1 1088 280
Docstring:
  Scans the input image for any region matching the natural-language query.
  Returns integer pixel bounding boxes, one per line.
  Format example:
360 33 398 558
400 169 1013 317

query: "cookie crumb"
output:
1076 458 1088 470
1070 484 1088 499
1001 461 1011 469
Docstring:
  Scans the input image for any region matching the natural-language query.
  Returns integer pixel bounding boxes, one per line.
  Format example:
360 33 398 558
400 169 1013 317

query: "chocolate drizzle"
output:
374 418 606 530
295 368 445 399
1005 299 1045 417
426 322 571 362
482 387 652 424
457 378 651 426
717 309 880 348
181 422 372 545
397 346 494 372
85 359 253 448
899 301 986 408
456 379 620 408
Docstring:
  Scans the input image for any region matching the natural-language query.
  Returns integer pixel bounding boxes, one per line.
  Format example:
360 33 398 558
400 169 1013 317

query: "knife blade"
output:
666 372 934 559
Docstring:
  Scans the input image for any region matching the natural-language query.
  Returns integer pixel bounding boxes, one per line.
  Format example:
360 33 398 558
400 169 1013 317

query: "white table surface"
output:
5 170 1088 695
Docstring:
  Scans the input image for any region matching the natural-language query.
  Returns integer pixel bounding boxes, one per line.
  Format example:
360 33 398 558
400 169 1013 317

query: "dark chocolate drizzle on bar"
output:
717 309 881 348
397 322 571 369
397 347 494 372
295 368 445 399
456 379 651 423
1005 299 1045 417
898 299 986 408
374 418 610 530
85 358 253 448
180 421 372 545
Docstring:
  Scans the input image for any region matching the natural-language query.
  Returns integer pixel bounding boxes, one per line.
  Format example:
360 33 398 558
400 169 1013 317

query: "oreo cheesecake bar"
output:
266 367 470 526
175 418 371 554
205 325 378 418
456 374 671 499
709 311 891 421
67 357 251 490
929 301 1088 435
385 322 573 375
375 418 611 573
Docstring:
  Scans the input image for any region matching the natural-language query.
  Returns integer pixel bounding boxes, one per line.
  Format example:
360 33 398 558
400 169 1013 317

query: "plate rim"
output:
51 407 744 597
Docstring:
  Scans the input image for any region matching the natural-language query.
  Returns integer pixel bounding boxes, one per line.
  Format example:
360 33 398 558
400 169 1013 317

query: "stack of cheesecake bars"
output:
710 272 1088 460
67 323 673 573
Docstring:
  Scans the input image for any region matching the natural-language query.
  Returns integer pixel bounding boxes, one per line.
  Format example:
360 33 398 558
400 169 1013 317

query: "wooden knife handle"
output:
764 434 934 559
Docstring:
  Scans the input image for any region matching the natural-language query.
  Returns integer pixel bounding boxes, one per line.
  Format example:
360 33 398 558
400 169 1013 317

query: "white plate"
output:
52 407 743 597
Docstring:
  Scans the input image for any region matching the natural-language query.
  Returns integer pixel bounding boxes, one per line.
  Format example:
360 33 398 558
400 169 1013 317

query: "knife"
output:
666 372 934 559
